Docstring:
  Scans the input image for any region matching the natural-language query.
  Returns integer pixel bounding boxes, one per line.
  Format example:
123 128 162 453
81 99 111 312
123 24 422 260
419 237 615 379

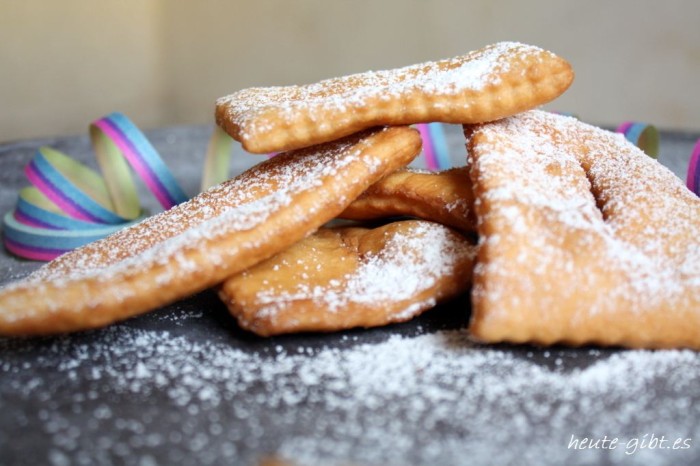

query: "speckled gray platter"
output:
0 123 699 466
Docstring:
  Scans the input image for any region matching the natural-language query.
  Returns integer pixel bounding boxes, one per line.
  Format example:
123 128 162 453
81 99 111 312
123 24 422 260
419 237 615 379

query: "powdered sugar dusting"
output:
467 110 700 345
33 136 358 282
221 41 513 112
250 221 476 320
1 325 698 465
217 42 570 151
0 127 418 327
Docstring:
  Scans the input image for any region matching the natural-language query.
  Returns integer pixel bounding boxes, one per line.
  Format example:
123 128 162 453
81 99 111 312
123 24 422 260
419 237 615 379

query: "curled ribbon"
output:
3 113 232 261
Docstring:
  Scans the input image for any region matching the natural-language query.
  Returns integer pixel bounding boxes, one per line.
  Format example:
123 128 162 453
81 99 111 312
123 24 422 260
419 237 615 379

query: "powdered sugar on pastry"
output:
219 221 476 336
217 42 574 153
0 127 422 335
466 110 700 348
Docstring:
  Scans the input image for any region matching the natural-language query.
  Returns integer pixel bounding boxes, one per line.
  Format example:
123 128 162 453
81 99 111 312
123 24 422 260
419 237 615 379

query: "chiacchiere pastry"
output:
216 42 574 154
465 110 700 349
0 127 421 335
219 220 476 336
339 167 476 232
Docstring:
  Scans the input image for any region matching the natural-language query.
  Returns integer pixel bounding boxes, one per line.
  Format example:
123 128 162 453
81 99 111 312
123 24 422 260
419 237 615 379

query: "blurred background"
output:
1 0 699 142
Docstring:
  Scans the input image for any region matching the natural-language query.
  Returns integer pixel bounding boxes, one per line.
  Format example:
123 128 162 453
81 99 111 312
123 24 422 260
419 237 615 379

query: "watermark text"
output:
568 434 692 455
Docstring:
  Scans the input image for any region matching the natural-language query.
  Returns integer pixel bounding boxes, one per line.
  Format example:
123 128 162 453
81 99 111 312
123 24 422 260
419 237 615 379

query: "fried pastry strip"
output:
217 42 573 153
0 127 421 335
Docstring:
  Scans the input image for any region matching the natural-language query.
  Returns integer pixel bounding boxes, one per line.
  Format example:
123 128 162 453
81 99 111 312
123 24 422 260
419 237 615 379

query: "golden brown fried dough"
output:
0 127 421 336
339 167 475 232
219 220 476 336
217 42 574 153
466 110 700 349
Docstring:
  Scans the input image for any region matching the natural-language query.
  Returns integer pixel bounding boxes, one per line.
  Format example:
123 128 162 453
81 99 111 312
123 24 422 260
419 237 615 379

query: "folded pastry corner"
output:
465 110 700 349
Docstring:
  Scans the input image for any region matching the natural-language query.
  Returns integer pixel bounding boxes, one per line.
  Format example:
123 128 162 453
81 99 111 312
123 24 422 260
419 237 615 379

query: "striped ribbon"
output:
2 116 698 261
3 113 231 261
616 121 660 159
416 123 451 171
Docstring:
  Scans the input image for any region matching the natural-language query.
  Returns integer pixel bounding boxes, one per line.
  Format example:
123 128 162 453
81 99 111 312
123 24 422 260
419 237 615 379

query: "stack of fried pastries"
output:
2 41 698 349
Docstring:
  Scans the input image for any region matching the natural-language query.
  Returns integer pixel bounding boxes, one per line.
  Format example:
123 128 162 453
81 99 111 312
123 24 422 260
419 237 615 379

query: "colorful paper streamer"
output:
616 121 660 159
2 112 231 261
416 122 451 171
686 139 700 197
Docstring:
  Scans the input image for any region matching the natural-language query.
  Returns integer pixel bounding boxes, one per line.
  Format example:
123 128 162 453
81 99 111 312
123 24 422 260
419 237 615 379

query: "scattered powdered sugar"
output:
333 222 471 311
250 221 475 319
1 325 698 465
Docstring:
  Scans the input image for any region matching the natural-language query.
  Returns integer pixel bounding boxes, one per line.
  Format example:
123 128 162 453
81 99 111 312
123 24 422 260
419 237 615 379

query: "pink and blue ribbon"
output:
2 112 196 260
91 113 188 209
416 123 451 171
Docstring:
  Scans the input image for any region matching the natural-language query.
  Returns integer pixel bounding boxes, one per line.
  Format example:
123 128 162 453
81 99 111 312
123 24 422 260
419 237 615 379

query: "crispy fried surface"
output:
0 127 421 335
466 111 700 349
340 167 476 232
217 42 573 153
219 220 476 336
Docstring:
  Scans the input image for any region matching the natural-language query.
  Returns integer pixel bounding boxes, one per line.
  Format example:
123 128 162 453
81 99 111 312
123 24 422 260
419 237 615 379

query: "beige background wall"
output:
1 0 699 142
